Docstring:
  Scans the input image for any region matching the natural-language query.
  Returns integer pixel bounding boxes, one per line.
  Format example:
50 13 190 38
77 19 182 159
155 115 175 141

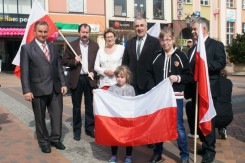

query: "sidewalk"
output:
0 72 245 162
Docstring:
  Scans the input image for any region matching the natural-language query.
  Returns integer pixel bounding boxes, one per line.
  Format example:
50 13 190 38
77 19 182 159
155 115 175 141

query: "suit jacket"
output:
62 38 99 89
185 37 226 99
122 34 161 92
20 40 66 96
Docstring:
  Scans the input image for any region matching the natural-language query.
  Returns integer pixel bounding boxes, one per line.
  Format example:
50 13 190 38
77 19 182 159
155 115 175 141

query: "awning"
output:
55 22 100 33
0 28 25 36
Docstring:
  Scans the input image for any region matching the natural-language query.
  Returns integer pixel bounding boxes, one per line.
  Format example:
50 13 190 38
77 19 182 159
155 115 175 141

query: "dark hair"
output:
114 65 133 84
78 23 91 33
34 21 48 30
193 17 210 32
103 28 116 39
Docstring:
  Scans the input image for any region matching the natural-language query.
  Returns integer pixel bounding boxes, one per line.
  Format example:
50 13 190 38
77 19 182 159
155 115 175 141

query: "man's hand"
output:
23 92 34 102
75 55 81 64
61 86 67 95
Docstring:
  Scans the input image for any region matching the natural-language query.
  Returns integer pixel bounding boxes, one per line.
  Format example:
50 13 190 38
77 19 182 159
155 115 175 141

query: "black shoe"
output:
73 135 81 141
218 128 227 139
86 131 95 138
181 159 189 163
149 154 162 163
197 148 205 156
40 144 51 153
51 141 66 150
147 144 155 148
202 152 215 163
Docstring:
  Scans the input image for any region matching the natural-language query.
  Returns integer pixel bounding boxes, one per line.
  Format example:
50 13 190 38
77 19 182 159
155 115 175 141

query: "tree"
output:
226 33 245 63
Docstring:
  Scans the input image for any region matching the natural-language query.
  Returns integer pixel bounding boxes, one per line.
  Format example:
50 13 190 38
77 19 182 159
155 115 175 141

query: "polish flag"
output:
194 24 216 136
93 79 178 146
12 0 58 78
147 22 161 38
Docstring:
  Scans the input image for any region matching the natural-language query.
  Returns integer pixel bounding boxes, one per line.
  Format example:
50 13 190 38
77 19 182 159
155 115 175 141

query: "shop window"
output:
114 0 127 17
226 0 234 8
19 0 31 14
153 0 164 19
226 22 234 45
4 0 17 14
134 0 146 18
201 0 209 6
68 0 84 13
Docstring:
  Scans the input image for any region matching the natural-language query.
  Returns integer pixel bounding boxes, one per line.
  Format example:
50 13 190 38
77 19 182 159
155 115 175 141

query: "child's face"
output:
116 74 127 87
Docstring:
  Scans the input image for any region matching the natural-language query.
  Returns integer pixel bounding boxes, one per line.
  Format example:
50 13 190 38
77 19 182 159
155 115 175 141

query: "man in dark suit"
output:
62 24 99 140
185 17 226 163
20 21 67 153
122 18 161 95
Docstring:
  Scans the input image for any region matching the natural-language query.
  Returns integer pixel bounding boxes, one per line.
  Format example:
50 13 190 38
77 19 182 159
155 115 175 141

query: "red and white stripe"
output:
12 1 58 78
194 24 216 136
93 78 178 146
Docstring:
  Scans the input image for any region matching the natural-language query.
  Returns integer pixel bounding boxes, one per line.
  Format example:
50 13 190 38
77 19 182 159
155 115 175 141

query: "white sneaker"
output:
187 133 199 139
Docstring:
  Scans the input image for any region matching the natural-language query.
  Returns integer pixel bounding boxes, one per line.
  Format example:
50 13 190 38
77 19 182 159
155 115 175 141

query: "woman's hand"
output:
169 75 180 83
104 69 114 77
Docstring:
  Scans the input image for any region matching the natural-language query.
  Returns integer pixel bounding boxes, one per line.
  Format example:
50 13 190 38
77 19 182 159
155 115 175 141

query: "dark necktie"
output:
136 38 142 60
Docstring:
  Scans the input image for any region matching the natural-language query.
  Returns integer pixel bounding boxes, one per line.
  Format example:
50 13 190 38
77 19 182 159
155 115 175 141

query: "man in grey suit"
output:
122 18 161 95
20 21 67 153
62 24 99 140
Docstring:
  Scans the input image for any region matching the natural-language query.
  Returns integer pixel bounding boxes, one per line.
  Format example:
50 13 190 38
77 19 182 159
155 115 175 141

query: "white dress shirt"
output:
80 40 89 74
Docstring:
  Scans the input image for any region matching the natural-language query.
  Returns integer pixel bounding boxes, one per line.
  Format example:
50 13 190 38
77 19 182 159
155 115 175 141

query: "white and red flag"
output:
194 24 216 136
93 78 178 146
12 0 58 78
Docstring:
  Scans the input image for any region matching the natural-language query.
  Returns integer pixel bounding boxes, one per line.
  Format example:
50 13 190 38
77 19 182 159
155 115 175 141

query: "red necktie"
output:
42 44 50 61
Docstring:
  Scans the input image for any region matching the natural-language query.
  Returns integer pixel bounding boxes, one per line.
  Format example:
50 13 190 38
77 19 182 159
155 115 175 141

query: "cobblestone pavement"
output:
0 72 245 163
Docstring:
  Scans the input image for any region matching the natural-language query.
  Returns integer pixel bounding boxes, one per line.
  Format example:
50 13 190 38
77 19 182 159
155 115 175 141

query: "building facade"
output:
173 0 245 46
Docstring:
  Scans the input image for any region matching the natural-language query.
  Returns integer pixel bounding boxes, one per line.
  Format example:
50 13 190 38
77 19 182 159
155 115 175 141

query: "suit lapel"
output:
31 41 50 63
47 42 54 63
131 37 137 60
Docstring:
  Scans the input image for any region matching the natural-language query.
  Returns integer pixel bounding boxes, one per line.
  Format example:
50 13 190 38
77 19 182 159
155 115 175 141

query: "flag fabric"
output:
194 24 216 136
147 22 161 38
93 78 178 146
12 0 58 78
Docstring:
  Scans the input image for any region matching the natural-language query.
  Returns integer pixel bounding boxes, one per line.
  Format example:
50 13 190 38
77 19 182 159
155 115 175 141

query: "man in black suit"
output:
62 24 99 140
20 21 67 153
122 18 161 95
185 17 226 163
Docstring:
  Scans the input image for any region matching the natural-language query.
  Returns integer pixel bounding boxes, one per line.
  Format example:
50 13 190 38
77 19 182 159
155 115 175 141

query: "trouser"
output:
111 146 133 156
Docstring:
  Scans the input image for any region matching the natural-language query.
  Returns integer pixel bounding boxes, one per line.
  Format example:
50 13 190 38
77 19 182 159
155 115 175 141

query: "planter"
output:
233 63 245 75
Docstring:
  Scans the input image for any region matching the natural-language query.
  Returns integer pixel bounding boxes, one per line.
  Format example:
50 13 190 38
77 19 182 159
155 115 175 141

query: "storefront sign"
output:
109 20 134 30
0 14 29 27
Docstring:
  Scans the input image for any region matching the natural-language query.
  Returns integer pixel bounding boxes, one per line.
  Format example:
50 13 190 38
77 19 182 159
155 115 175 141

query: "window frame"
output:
68 0 84 13
226 0 234 8
114 0 127 17
226 22 234 45
242 0 245 9
200 0 209 6
153 0 164 20
183 0 191 4
134 0 146 18
242 23 245 33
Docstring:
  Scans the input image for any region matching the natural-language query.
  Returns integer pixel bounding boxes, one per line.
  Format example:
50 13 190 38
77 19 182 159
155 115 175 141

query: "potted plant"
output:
226 33 245 74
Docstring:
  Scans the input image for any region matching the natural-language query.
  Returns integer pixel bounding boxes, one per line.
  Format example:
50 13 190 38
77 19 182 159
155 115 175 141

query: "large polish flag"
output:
194 24 216 136
147 22 161 38
12 0 58 78
93 78 178 146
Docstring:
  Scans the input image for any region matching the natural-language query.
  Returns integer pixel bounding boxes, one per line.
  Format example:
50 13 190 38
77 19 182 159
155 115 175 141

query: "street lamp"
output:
185 15 191 28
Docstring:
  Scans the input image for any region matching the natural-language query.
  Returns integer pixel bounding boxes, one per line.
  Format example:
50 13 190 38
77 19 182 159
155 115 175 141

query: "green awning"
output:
55 22 79 32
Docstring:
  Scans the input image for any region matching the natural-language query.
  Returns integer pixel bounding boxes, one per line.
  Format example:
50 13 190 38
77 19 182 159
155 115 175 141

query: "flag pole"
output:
57 30 94 80
194 83 199 163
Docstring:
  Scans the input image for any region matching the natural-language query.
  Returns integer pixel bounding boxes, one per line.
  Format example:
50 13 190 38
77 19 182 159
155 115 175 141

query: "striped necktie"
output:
136 37 142 60
42 44 50 61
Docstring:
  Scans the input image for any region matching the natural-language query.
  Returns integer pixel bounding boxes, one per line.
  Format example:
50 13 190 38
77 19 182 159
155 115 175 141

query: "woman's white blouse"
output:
94 44 124 88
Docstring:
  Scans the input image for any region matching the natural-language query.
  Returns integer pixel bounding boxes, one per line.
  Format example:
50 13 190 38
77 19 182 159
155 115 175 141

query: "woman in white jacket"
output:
94 28 124 89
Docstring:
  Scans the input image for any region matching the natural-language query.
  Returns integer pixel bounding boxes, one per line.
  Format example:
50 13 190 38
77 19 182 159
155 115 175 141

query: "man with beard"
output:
62 24 99 140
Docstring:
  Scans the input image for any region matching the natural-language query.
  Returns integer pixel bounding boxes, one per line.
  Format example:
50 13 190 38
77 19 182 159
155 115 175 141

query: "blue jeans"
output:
154 99 189 160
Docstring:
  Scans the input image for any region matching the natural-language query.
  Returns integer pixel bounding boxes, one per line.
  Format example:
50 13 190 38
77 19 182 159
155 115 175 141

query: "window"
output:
183 0 191 3
153 0 164 19
0 0 3 13
201 0 209 6
242 23 245 33
114 0 127 17
227 22 234 45
134 0 146 18
226 0 234 8
68 0 84 13
19 0 31 14
4 0 17 14
242 0 245 9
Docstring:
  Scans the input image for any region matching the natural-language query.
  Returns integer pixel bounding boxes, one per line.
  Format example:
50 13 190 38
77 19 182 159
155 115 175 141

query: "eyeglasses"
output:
160 39 172 43
105 36 115 39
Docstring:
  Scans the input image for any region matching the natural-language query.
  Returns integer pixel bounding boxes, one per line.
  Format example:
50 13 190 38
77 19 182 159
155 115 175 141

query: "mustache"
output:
82 36 87 38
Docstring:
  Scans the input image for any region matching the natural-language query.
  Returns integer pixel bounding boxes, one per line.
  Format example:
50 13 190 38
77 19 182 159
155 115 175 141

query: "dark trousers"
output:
111 146 133 156
32 92 63 146
71 75 94 136
185 100 196 134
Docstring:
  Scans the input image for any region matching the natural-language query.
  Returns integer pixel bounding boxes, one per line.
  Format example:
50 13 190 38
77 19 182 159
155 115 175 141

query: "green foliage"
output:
226 33 245 63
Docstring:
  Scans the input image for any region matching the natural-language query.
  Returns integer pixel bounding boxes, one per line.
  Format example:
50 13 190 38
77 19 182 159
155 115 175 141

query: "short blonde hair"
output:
114 65 133 84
